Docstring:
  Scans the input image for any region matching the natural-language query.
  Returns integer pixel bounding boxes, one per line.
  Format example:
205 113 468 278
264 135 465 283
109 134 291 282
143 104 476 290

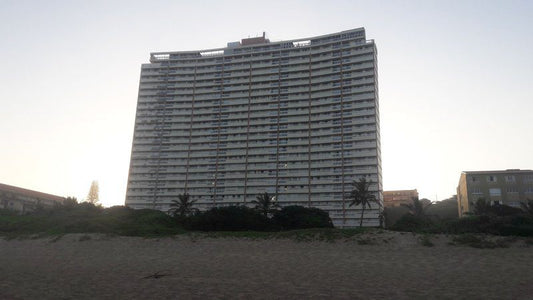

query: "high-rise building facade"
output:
126 28 382 227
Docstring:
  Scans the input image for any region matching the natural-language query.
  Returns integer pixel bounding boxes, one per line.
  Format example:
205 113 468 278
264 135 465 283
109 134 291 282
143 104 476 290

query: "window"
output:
507 201 521 208
489 188 501 196
505 175 515 183
506 187 518 193
487 175 497 183
471 187 482 195
470 176 478 183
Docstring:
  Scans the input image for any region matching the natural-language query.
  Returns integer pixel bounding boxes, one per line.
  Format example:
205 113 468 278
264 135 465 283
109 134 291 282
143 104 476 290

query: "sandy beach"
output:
1 232 532 299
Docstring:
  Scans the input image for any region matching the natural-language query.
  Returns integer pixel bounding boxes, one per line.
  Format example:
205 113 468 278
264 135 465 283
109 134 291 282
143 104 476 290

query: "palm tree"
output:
169 193 197 218
348 178 380 228
520 199 533 216
251 192 280 217
401 197 433 219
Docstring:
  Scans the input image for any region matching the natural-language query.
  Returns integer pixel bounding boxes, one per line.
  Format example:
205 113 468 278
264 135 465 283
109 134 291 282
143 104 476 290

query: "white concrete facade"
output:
126 28 382 227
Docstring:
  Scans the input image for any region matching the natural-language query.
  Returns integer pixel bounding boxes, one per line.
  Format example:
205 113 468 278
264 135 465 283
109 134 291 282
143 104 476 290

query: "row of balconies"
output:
139 59 375 85
141 47 374 73
130 161 377 176
129 135 379 152
139 76 375 99
131 118 377 137
129 154 378 169
134 94 376 115
126 171 376 185
132 135 378 152
134 105 375 122
139 67 374 92
125 181 372 194
129 161 380 174
126 177 379 191
133 131 376 153
126 173 380 187
137 78 375 100
133 109 376 130
133 135 375 153
142 47 374 75
132 124 376 145
136 88 375 109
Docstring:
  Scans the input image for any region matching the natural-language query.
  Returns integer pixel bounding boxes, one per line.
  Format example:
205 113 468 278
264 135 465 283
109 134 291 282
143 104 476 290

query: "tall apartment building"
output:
457 169 533 217
126 28 382 227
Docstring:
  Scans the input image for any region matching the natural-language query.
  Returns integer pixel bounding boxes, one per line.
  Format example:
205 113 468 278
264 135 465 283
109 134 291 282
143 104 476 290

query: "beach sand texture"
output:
1 232 532 299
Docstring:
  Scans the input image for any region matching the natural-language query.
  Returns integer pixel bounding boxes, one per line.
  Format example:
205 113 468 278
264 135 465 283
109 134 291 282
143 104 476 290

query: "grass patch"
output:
191 228 372 242
419 235 434 247
451 234 512 249
78 234 92 242
356 237 374 245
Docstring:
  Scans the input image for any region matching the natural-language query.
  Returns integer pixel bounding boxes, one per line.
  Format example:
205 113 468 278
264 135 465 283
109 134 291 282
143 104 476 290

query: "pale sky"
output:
1 0 532 207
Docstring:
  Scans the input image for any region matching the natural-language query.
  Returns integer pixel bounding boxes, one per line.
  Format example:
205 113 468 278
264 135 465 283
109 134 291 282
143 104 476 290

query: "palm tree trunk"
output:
359 205 365 228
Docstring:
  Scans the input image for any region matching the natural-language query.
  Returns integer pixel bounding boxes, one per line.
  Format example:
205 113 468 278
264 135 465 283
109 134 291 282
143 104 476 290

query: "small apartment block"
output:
383 189 418 207
457 169 533 217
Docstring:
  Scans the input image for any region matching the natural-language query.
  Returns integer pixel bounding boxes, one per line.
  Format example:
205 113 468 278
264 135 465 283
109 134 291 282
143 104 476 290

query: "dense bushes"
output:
0 203 183 236
1 202 334 236
184 206 272 231
182 205 333 231
272 206 333 230
390 213 433 232
439 215 533 236
386 197 533 237
390 212 533 237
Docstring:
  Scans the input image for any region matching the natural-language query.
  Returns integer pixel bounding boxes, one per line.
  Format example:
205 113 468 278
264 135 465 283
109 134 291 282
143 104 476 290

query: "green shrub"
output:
272 206 333 230
185 206 273 231
390 214 433 232
0 204 183 237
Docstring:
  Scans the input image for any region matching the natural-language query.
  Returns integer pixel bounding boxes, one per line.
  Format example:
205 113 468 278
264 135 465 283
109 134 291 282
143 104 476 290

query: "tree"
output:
169 193 197 218
402 197 433 219
86 181 99 204
520 199 533 216
348 177 380 228
251 192 280 217
471 198 491 215
63 197 78 209
426 195 458 219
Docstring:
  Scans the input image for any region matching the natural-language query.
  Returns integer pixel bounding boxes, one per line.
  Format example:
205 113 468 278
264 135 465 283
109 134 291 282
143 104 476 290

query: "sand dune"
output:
1 232 532 299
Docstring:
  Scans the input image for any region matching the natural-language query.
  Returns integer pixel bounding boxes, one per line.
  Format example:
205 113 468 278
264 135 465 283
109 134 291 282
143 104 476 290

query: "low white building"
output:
0 183 65 213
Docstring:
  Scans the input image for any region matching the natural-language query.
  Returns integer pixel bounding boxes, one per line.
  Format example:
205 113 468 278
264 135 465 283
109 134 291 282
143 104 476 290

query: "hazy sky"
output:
1 0 532 207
